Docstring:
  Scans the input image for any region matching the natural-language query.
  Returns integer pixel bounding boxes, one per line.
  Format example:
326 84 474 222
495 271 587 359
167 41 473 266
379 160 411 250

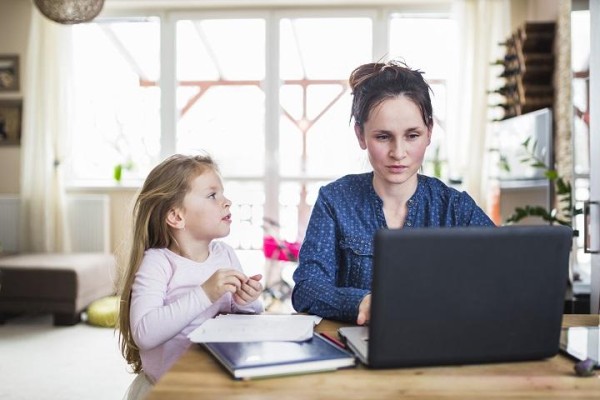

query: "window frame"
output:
69 3 456 243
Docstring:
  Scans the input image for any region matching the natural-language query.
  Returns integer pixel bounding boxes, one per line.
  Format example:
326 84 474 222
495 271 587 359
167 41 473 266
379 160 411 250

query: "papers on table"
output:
188 314 323 343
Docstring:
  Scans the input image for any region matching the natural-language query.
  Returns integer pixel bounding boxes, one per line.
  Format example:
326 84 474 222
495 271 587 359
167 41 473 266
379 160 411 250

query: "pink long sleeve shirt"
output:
129 241 264 382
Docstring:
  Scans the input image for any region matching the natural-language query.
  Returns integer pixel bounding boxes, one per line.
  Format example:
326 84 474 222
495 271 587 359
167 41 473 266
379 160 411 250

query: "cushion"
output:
86 295 119 327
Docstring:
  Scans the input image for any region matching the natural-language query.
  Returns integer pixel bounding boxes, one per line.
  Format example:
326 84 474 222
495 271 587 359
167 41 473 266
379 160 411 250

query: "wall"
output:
509 0 559 29
0 0 137 254
0 0 30 195
0 0 564 253
69 187 138 257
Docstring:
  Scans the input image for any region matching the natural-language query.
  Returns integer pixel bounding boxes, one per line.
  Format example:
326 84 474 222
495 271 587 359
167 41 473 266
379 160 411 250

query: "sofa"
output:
0 252 117 326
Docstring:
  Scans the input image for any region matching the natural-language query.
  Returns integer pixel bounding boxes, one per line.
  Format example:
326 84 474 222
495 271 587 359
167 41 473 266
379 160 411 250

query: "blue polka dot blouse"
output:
291 172 495 323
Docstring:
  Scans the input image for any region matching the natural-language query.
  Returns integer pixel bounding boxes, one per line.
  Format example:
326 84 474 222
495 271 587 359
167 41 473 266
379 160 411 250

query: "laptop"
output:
338 225 573 368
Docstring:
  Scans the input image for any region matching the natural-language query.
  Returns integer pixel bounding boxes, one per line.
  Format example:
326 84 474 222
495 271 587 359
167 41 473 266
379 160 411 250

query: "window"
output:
70 18 161 183
69 5 457 248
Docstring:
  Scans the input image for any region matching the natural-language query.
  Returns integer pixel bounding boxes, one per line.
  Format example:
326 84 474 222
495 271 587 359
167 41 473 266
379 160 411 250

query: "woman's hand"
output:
357 294 371 325
233 274 263 305
201 269 247 303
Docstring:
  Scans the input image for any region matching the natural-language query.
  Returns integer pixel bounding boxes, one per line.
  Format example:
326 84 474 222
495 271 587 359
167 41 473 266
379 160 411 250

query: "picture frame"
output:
0 55 20 92
0 99 23 146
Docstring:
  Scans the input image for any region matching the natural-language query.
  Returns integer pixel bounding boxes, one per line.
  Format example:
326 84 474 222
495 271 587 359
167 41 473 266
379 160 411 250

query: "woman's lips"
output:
386 165 408 173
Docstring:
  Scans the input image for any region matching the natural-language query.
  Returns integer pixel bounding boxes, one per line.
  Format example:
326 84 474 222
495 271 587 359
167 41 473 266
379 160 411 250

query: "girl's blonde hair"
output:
117 153 218 373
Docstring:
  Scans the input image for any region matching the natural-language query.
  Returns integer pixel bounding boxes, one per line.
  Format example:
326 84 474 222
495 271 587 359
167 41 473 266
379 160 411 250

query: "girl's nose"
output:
224 197 232 208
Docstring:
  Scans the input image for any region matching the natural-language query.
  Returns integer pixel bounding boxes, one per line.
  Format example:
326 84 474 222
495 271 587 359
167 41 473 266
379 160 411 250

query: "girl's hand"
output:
233 274 263 306
202 269 247 303
357 294 371 325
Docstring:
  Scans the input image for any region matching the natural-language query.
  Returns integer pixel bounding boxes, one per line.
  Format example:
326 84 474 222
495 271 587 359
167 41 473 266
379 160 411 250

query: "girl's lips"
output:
222 214 232 222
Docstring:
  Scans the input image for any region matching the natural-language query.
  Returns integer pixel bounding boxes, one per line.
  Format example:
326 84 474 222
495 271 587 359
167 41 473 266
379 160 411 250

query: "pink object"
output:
263 236 301 261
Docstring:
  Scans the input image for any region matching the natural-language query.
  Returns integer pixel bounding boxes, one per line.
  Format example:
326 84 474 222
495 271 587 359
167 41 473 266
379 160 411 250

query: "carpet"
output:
0 313 135 400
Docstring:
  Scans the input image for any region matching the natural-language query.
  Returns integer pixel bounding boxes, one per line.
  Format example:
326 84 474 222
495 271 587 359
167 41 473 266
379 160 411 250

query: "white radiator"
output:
0 195 20 252
66 194 110 253
0 194 109 253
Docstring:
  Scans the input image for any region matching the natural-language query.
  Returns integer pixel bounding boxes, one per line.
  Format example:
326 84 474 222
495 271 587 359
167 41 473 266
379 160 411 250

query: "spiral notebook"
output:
339 225 572 368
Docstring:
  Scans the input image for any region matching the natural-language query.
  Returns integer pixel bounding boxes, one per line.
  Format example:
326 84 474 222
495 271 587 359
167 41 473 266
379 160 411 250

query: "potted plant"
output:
504 137 581 227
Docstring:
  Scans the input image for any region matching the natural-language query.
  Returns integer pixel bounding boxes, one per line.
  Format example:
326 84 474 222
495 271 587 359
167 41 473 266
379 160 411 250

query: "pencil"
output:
320 332 346 349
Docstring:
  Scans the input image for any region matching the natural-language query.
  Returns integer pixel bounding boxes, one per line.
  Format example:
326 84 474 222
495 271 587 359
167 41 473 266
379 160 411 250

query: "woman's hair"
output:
117 153 218 374
349 59 434 131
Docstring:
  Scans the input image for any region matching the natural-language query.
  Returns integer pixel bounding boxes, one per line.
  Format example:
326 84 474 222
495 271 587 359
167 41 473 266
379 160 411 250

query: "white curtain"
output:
20 8 72 253
451 0 510 209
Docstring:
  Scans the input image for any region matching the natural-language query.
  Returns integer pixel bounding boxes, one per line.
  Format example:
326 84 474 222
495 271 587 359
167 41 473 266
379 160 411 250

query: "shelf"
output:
497 179 549 190
490 21 556 120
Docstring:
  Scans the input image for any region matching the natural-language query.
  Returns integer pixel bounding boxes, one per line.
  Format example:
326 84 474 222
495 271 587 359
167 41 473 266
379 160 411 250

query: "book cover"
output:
202 333 356 380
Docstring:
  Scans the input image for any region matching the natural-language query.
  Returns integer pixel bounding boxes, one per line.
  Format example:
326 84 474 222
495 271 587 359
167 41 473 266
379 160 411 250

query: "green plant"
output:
113 160 134 182
505 137 581 226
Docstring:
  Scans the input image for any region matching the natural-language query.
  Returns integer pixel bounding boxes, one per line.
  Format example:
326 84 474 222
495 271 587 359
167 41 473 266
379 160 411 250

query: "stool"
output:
0 253 117 326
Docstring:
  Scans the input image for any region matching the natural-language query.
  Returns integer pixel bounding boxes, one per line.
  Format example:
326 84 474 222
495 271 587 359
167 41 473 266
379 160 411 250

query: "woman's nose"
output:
389 142 407 159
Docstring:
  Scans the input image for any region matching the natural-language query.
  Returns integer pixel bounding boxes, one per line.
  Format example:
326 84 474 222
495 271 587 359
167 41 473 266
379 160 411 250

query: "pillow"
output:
86 295 119 328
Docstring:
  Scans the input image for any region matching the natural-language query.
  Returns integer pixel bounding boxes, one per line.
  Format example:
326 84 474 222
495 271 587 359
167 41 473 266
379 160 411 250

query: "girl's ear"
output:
166 207 185 229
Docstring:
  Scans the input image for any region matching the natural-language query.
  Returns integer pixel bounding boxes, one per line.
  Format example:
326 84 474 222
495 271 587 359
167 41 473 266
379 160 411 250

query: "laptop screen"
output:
367 225 572 368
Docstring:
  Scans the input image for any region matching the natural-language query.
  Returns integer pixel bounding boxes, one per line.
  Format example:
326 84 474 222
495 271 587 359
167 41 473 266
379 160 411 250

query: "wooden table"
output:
147 315 600 400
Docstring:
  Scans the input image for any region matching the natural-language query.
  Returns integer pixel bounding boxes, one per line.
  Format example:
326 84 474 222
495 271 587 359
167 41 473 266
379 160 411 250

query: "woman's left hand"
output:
357 294 371 325
233 274 263 305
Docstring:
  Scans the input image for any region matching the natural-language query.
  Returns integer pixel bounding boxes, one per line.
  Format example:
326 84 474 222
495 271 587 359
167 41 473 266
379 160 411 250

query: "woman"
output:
291 60 494 325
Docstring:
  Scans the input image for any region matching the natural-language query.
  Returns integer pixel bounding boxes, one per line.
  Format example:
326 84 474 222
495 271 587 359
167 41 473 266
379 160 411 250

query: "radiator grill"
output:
0 195 20 252
0 194 109 253
66 194 110 253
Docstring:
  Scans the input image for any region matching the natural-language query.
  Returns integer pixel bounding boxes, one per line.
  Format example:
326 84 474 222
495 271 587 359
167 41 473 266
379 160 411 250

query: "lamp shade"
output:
34 0 105 25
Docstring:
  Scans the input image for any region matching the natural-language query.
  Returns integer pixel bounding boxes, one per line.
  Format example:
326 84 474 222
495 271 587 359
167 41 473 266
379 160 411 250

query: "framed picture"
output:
0 55 20 92
0 100 22 146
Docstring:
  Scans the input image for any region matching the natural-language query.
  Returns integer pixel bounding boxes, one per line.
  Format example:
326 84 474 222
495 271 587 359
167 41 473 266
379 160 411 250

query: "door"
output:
589 0 599 313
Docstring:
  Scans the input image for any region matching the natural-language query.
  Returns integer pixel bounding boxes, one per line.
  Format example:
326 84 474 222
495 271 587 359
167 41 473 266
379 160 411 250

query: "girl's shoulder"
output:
208 241 241 269
144 247 207 266
143 247 172 261
209 240 235 255
139 248 178 278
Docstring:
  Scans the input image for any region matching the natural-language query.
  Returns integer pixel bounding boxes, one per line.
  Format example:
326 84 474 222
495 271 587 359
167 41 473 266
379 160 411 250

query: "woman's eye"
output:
376 134 389 141
208 193 217 199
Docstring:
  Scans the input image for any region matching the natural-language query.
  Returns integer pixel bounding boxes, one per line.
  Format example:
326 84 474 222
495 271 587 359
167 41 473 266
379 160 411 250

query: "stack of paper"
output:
188 314 322 343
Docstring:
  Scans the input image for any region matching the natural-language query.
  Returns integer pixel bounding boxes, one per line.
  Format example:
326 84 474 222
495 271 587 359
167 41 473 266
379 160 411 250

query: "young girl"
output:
118 154 263 399
292 60 495 325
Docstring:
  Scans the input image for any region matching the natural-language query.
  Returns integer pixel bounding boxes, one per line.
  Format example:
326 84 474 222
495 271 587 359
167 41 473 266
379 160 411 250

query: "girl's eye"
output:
407 133 420 140
376 134 390 141
208 193 217 199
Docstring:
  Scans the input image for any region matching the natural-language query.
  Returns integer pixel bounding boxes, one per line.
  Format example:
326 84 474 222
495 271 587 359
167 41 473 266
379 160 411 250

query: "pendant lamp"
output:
34 0 105 25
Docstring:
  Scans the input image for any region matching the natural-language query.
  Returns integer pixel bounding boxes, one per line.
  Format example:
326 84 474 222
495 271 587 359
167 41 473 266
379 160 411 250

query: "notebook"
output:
202 332 356 380
559 326 600 367
338 225 573 368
